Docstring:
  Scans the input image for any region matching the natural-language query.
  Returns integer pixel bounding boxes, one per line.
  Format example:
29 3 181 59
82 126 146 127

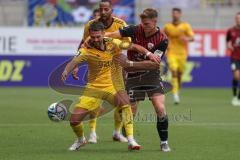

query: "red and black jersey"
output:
226 26 240 60
119 24 168 61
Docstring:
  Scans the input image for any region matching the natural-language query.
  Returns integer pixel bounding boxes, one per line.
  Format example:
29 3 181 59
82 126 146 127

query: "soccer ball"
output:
47 102 67 122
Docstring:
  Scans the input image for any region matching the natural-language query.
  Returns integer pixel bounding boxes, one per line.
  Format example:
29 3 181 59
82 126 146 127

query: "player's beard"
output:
100 14 111 23
93 41 103 49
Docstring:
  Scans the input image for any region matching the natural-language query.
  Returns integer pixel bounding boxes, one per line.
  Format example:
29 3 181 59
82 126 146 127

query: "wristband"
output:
146 52 151 57
129 60 134 67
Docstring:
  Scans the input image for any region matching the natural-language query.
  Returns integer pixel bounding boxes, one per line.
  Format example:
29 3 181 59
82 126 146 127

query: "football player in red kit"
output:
226 12 240 106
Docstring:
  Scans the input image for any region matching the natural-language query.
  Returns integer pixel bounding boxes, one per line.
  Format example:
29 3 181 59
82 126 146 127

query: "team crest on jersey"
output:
147 43 154 50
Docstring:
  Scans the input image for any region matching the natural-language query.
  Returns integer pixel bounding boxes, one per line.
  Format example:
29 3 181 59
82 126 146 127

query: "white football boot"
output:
112 132 128 142
128 138 141 150
231 96 239 106
68 137 87 151
160 141 171 152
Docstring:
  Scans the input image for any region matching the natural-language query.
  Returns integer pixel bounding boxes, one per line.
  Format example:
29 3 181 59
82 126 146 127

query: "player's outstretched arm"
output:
129 43 161 64
61 58 79 82
113 54 159 71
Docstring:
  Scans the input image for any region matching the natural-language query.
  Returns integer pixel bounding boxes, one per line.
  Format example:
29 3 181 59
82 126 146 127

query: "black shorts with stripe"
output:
125 70 164 102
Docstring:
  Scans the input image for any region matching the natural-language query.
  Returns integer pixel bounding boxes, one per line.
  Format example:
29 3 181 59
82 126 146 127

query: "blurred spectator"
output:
93 8 100 19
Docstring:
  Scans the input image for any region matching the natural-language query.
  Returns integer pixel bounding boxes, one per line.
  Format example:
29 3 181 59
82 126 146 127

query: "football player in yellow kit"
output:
62 21 160 151
164 8 194 104
71 0 131 143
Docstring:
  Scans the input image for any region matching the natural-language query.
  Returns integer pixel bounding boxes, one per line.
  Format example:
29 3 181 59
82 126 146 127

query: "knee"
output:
70 118 81 126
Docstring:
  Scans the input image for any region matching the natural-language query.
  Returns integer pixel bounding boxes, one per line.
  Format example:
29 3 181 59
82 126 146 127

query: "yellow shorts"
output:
74 86 119 111
167 55 187 73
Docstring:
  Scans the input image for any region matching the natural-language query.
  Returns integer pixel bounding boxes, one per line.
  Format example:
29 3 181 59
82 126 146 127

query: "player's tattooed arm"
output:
113 54 159 71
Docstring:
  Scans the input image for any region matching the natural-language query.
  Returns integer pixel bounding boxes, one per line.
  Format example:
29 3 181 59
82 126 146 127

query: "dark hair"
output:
237 12 240 15
100 0 112 6
93 8 100 14
89 21 104 32
140 8 158 19
172 7 182 13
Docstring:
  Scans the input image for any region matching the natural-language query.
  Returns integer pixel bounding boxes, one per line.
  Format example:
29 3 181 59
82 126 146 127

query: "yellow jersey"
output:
164 22 194 56
82 17 130 42
74 37 131 90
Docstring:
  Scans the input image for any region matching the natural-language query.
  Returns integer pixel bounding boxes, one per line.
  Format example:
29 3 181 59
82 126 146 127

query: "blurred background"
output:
0 0 240 87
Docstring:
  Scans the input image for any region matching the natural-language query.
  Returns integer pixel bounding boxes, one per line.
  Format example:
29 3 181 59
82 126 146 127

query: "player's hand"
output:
71 67 79 80
61 70 68 82
148 53 161 64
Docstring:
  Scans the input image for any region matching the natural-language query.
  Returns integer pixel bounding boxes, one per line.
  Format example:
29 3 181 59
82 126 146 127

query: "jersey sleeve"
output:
112 38 132 55
119 25 137 37
185 23 194 37
155 38 168 58
156 38 168 52
73 48 88 63
226 29 232 42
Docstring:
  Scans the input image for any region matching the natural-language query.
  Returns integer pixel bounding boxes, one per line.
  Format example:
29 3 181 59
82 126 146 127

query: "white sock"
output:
127 135 134 143
113 130 120 136
161 141 168 145
90 131 96 137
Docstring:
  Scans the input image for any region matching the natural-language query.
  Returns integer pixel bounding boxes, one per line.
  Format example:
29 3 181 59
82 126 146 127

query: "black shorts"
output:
125 70 165 102
231 59 240 71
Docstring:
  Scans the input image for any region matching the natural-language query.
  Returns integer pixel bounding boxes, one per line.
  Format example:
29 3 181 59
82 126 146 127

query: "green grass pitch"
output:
0 87 239 160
